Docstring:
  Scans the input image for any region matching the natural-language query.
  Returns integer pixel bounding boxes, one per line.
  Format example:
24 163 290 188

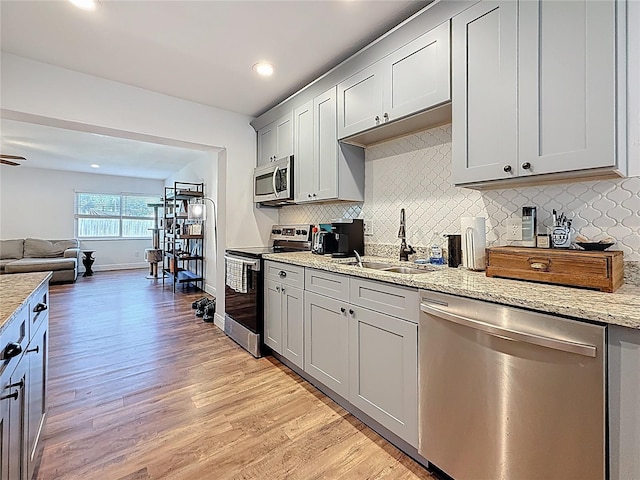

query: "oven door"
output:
224 255 262 334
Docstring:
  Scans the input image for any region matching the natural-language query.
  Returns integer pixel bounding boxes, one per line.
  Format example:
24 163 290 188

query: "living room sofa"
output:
0 238 80 283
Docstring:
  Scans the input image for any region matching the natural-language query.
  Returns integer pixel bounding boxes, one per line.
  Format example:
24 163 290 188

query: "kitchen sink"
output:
340 260 433 275
381 266 428 275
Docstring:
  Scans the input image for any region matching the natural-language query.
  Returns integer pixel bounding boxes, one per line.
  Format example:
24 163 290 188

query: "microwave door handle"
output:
272 166 280 198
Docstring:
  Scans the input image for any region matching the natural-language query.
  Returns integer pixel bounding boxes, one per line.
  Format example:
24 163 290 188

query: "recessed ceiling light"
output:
69 0 98 11
253 62 274 77
90 164 100 169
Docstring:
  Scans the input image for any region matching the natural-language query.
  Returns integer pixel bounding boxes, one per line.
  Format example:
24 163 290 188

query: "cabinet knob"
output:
312 193 317 197
281 288 286 294
308 194 312 198
375 115 380 123
340 307 346 313
3 342 22 360
279 271 287 278
383 113 389 122
349 309 354 316
522 162 532 170
503 165 512 173
276 286 280 292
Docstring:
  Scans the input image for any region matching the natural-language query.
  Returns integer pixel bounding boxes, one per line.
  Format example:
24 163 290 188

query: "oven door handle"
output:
224 255 261 271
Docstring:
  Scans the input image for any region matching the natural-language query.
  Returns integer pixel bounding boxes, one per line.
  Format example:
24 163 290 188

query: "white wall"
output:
0 166 163 270
1 52 279 325
165 152 219 296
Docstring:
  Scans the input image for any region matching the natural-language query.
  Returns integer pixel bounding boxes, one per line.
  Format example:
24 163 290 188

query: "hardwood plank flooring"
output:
37 270 434 480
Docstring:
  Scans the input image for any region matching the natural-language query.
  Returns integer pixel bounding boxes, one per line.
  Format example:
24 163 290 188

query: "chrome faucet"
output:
354 250 363 268
398 208 416 261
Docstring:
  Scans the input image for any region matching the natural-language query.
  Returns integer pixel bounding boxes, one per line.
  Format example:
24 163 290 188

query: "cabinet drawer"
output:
264 261 305 288
0 306 28 378
305 268 349 301
349 278 419 323
28 283 49 340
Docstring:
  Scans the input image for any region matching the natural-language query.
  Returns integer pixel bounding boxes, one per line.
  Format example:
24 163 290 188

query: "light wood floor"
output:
37 270 435 480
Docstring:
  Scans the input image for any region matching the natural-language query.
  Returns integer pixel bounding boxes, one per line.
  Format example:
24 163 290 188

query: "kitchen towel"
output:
225 257 248 294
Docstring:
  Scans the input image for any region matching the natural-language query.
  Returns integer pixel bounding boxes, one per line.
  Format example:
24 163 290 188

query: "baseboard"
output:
85 263 148 272
214 312 225 330
204 283 217 297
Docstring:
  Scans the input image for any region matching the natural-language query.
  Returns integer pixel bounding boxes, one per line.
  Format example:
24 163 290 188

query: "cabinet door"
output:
384 21 451 122
257 122 276 165
349 306 418 446
451 1 518 185
304 291 349 398
275 113 294 160
518 0 616 176
337 64 384 139
264 279 283 354
26 319 47 480
314 86 339 201
281 285 304 370
1 368 10 480
294 100 315 202
8 360 26 480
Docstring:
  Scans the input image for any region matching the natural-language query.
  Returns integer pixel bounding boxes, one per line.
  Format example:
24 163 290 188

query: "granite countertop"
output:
0 272 52 334
262 252 640 330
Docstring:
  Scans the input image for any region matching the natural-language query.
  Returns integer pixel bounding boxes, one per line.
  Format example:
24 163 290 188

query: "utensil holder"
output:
551 225 571 248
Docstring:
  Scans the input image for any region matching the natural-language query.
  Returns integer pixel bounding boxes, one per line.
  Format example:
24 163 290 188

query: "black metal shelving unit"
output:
162 181 205 293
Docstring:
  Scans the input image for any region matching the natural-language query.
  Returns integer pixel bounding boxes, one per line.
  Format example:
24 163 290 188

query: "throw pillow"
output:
0 239 24 259
24 238 77 258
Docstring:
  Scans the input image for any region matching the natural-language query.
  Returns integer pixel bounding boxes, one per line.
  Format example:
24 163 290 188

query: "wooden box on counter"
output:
485 246 624 292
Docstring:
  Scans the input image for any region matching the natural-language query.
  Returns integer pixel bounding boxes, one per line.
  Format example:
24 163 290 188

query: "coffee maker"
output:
330 219 364 258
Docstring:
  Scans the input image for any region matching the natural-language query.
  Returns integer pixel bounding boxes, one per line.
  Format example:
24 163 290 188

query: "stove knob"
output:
271 229 277 234
296 229 301 235
301 230 307 236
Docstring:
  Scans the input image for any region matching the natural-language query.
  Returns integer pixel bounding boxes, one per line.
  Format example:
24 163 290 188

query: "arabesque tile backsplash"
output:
280 124 640 262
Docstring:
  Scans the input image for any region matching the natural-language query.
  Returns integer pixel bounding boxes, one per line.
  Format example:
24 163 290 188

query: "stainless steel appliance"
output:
419 290 606 480
330 218 364 258
253 156 294 206
224 224 312 357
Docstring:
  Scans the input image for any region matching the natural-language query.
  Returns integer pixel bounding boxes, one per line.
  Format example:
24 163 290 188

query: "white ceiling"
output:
0 0 430 178
0 119 214 180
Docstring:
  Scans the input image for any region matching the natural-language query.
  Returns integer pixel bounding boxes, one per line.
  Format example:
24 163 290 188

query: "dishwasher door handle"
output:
420 303 597 357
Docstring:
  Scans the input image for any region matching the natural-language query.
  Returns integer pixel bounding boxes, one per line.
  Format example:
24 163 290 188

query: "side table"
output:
82 250 95 277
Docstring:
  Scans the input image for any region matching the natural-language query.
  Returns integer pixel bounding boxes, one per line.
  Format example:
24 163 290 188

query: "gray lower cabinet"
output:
264 262 305 369
0 283 49 480
303 291 350 398
303 269 419 447
349 305 418 447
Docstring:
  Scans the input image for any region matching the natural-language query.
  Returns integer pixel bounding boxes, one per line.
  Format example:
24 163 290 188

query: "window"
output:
76 193 161 239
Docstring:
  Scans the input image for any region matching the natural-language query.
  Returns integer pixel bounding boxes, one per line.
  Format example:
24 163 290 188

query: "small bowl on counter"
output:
576 242 615 251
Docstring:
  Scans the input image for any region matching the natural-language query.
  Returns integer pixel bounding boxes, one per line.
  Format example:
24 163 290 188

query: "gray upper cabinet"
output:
453 0 621 186
518 0 616 176
338 21 451 140
337 64 385 139
257 112 293 165
294 86 365 203
451 1 518 185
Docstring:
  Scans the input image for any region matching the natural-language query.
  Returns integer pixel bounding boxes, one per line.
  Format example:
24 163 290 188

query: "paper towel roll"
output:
461 217 486 271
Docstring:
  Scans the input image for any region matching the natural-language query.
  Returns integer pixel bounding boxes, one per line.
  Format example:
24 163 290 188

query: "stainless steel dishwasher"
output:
419 290 606 480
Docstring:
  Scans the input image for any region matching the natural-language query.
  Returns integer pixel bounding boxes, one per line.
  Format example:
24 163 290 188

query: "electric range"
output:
224 224 312 357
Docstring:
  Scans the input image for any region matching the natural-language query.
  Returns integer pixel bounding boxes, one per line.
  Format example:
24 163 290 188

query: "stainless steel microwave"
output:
253 156 294 206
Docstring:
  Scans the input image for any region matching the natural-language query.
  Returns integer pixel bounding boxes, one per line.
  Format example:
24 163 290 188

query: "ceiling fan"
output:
0 154 27 166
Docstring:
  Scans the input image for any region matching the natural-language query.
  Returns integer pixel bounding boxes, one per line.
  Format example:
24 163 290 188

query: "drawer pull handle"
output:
33 303 48 313
529 258 551 271
3 342 22 360
0 392 18 402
